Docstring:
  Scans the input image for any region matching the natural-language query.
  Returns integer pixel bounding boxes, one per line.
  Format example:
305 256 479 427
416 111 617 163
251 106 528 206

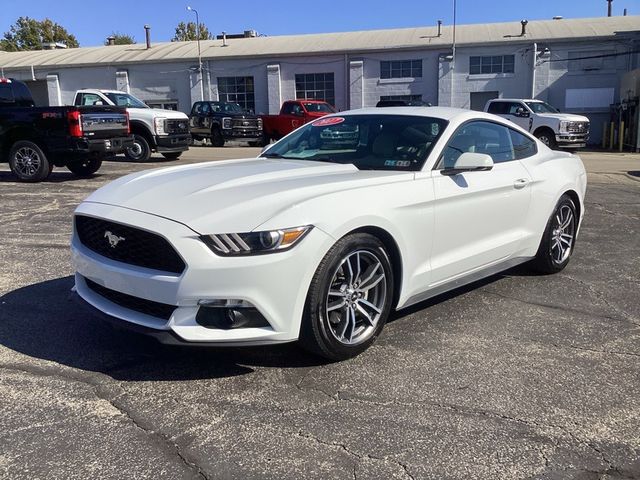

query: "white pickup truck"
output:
484 98 589 149
74 90 190 162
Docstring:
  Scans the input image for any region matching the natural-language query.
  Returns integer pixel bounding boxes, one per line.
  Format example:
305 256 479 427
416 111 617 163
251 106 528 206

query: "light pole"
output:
187 6 204 101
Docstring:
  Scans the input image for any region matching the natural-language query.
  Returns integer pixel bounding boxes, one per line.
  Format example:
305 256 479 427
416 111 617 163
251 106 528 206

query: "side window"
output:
281 102 295 115
439 121 516 168
487 102 507 114
506 102 524 115
192 102 201 115
0 84 15 103
509 129 537 159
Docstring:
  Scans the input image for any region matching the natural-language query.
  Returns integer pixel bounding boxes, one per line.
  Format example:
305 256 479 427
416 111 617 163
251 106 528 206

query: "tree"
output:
171 21 212 42
0 17 79 51
106 32 135 45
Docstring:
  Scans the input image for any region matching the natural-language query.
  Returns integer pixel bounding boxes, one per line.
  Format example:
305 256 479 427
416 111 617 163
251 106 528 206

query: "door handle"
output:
514 178 529 189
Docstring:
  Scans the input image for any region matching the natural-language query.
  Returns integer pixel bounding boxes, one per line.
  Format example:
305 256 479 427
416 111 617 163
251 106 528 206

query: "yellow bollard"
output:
619 121 624 152
609 122 615 150
602 123 608 149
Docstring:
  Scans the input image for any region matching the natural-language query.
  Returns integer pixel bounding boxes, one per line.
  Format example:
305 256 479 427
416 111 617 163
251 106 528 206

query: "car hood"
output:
536 113 590 122
128 107 188 120
84 158 412 233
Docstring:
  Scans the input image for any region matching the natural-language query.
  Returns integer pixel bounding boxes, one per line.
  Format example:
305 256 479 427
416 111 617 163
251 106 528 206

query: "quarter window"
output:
509 129 537 160
295 73 335 106
217 76 255 112
469 55 515 75
380 60 423 79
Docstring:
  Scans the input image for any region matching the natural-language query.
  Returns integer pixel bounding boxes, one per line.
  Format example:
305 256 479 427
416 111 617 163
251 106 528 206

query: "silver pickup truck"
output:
484 98 589 149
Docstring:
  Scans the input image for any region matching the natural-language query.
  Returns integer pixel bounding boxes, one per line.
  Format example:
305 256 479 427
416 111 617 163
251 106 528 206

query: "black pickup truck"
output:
0 78 133 182
189 101 263 147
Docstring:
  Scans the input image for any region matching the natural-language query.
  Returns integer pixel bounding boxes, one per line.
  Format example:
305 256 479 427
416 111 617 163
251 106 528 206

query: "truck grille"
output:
84 277 176 320
75 215 186 274
166 119 190 134
566 121 589 134
232 118 261 130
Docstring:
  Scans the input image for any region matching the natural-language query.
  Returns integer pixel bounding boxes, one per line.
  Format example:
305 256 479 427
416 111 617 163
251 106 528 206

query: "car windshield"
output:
261 114 447 171
303 102 336 113
525 101 560 114
104 92 149 108
210 102 245 113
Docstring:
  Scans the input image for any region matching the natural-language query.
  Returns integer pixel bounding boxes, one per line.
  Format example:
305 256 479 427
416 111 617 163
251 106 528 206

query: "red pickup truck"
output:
261 100 336 142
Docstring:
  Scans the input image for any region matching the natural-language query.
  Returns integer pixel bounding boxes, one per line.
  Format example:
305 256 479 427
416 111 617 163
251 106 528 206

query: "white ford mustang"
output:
72 107 587 360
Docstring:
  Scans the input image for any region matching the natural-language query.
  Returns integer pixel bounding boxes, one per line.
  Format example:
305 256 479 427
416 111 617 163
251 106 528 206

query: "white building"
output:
1 15 639 144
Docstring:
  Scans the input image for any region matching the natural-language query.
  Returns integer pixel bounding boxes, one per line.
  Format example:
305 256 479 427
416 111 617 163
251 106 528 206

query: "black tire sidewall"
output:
124 134 151 162
161 152 182 160
67 158 102 177
533 195 577 273
9 140 50 182
211 128 225 147
301 233 394 360
537 131 557 149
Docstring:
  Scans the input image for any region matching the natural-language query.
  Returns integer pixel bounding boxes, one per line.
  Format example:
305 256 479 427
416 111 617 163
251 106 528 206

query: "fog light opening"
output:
196 305 270 330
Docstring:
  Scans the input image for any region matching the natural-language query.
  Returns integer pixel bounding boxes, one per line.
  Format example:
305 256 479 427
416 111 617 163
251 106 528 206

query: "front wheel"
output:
530 194 578 274
535 130 557 150
300 233 394 361
67 158 102 177
211 128 225 147
161 152 183 160
124 134 151 162
9 140 51 182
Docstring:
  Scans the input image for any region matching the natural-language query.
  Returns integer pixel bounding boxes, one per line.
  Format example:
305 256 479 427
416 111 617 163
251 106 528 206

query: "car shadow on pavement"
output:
0 170 99 183
0 276 327 382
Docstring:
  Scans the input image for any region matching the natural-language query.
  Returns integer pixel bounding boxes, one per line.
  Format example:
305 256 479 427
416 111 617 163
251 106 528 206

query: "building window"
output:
380 60 422 79
379 94 423 102
217 76 255 112
147 100 179 111
469 55 515 75
295 73 335 106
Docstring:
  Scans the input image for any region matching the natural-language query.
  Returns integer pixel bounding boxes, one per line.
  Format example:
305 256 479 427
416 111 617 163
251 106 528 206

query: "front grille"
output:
75 215 186 274
84 277 176 320
232 118 260 130
567 122 589 134
165 119 190 134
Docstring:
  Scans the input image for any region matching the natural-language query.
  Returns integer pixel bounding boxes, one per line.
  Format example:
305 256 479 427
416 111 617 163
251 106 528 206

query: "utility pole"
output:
187 6 204 101
607 0 613 17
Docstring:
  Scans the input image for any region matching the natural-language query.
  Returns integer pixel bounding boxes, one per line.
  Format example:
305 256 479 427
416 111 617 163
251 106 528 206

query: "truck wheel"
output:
211 128 225 147
124 134 151 162
535 130 557 150
67 158 102 177
9 141 51 182
161 152 182 160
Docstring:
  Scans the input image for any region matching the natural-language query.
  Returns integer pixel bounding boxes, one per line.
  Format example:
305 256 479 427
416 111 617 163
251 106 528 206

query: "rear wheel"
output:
67 158 102 177
161 152 183 160
211 128 225 147
300 233 394 361
530 194 577 274
9 141 51 182
124 134 151 162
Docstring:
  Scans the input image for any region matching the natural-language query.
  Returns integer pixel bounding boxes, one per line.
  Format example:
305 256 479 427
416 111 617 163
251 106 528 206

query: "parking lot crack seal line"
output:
0 362 209 480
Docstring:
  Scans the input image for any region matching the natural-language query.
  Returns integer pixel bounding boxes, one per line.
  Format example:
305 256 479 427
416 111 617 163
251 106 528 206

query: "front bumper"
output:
222 128 263 140
556 133 589 148
155 133 191 153
71 202 333 345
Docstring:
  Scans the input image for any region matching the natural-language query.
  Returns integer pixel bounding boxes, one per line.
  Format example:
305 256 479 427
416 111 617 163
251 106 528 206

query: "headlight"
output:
201 226 312 256
222 117 232 129
559 120 574 133
154 117 167 135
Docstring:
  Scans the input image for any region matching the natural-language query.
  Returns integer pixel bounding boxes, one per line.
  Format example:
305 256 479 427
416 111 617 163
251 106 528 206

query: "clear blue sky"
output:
0 0 635 47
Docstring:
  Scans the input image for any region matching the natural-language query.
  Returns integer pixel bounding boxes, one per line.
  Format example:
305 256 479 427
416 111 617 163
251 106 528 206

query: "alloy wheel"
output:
14 147 41 177
550 204 575 264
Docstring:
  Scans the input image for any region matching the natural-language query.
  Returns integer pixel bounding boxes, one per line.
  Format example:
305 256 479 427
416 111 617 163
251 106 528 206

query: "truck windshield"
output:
104 92 149 109
303 102 336 113
525 101 559 114
210 102 245 113
261 114 447 172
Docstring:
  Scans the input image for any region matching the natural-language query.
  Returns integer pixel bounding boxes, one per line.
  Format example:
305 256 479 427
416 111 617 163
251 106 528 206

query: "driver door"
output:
429 120 532 285
504 102 532 132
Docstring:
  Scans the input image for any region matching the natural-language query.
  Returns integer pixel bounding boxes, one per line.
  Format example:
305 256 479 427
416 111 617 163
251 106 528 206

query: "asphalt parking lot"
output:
1 147 639 480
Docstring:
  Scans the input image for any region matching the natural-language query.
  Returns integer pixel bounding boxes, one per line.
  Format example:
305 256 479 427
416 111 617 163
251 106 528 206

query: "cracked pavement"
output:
1 149 639 479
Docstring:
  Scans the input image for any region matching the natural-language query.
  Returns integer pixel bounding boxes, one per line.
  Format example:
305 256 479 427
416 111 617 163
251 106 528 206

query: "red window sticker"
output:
312 116 345 127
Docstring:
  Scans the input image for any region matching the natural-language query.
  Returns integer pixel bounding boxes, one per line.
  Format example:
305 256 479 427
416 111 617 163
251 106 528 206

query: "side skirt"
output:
399 256 533 311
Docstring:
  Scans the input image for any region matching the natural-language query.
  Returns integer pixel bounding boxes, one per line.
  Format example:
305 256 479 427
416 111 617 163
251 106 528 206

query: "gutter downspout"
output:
531 42 537 99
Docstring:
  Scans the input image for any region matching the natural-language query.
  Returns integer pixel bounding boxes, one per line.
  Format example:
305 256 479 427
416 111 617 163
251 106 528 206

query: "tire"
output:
124 134 151 162
211 128 225 147
9 140 51 182
66 158 102 177
535 130 557 150
161 152 183 160
300 233 394 361
530 194 578 274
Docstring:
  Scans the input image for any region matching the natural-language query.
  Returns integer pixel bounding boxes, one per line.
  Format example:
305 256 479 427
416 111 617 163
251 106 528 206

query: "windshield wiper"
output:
261 153 286 158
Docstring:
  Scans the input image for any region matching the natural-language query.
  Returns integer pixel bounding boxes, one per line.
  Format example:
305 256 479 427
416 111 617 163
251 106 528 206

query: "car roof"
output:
335 106 492 122
488 98 542 103
77 89 126 94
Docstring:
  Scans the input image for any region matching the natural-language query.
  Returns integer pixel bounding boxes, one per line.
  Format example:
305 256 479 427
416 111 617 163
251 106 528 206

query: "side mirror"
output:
442 152 494 176
515 107 530 118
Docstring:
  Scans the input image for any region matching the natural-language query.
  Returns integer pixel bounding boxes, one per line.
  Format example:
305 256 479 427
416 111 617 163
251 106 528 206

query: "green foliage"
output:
107 32 136 45
0 16 79 51
172 21 212 42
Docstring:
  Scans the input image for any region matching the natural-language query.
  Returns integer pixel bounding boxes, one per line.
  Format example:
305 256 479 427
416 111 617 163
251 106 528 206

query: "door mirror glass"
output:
442 152 494 175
